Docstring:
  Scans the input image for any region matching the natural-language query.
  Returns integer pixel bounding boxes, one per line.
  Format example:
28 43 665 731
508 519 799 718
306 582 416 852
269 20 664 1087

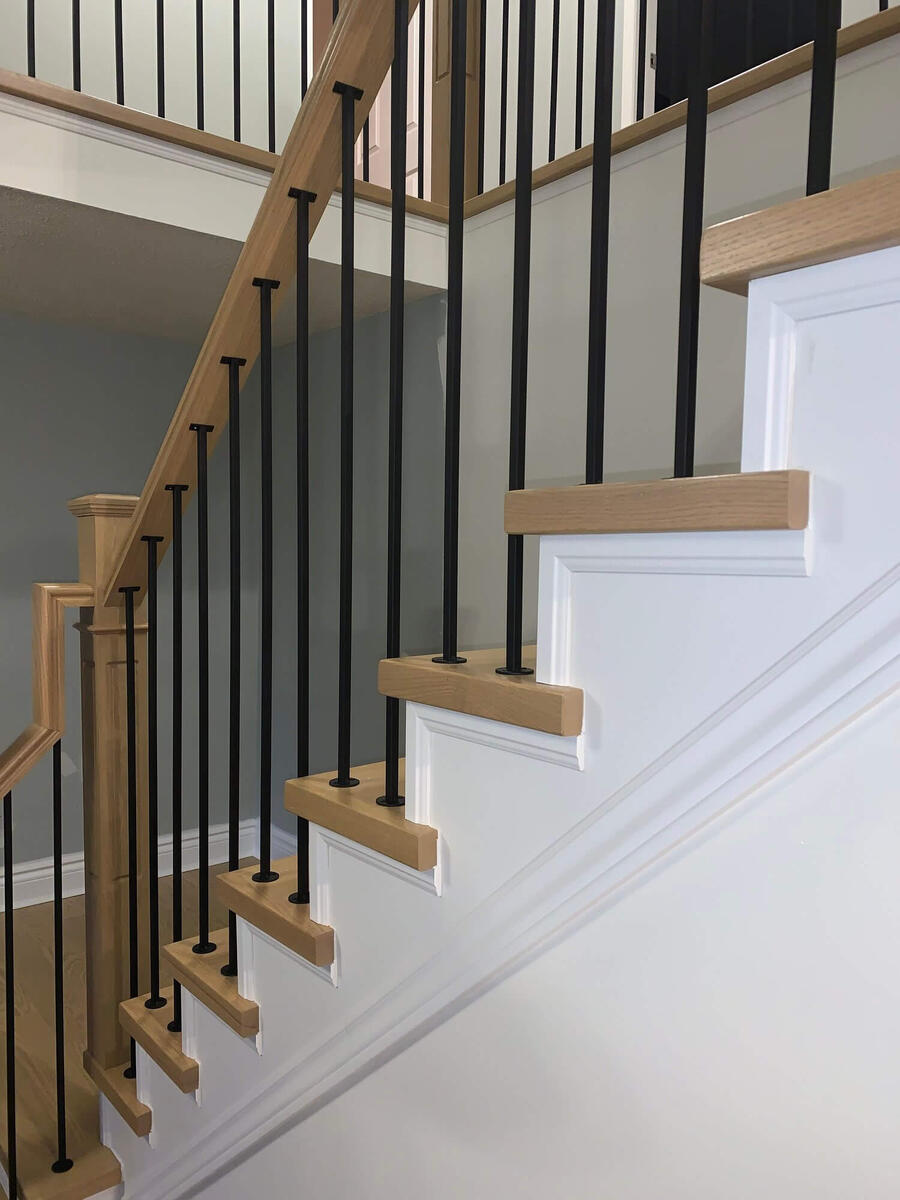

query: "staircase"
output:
3 0 900 1197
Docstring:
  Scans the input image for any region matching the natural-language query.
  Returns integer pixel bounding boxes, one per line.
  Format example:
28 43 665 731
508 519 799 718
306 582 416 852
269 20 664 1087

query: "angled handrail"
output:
0 582 94 797
100 0 419 606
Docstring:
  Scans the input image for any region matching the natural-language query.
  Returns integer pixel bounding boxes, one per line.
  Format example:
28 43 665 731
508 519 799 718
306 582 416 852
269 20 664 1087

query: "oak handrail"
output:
0 582 94 796
99 0 419 607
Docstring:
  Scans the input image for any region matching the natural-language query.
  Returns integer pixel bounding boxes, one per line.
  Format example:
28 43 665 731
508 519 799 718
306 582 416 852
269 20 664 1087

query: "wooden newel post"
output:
68 494 149 1076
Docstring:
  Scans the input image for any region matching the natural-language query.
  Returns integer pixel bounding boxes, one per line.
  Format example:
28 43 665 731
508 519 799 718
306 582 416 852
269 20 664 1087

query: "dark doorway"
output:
654 0 819 112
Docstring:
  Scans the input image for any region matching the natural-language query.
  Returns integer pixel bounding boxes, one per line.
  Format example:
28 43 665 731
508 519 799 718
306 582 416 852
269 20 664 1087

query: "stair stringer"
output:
104 242 900 1198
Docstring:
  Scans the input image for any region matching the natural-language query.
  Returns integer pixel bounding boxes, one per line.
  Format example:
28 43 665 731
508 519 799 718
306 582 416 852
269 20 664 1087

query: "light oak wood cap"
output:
378 647 584 737
284 760 437 871
162 932 259 1037
217 858 335 966
504 471 810 535
701 170 900 295
119 988 199 1094
83 1051 152 1139
67 494 140 519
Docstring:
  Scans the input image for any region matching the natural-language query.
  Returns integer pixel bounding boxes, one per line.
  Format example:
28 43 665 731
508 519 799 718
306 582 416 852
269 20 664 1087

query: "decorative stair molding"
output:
119 540 900 1200
535 526 812 686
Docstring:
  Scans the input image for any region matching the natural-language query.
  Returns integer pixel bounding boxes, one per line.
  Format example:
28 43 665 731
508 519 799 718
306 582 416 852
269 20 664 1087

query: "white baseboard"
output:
4 820 297 910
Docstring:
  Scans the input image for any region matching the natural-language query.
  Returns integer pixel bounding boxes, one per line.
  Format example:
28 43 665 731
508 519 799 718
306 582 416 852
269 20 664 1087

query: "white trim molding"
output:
3 819 281 910
536 527 812 686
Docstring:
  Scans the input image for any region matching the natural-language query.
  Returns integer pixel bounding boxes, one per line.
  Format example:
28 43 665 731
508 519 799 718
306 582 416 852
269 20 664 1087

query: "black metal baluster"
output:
787 0 796 45
475 0 487 194
156 0 165 116
287 188 316 900
268 0 276 152
27 0 35 76
3 791 17 1199
549 0 561 161
191 423 216 953
636 0 648 119
879 0 888 10
331 81 364 789
575 0 585 149
220 356 246 969
435 0 468 667
498 0 536 679
745 0 756 70
119 585 140 1075
807 0 841 197
418 0 426 198
233 0 242 141
333 0 339 20
51 742 73 1176
252 277 283 869
672 0 713 480
379 0 409 807
114 0 124 104
585 0 615 487
301 0 309 99
499 0 510 184
164 483 188 1031
72 0 81 91
142 535 166 1011
196 0 205 130
363 119 371 183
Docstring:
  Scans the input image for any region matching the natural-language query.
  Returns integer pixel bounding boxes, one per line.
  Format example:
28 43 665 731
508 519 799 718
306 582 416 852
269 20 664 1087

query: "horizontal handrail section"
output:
0 582 93 797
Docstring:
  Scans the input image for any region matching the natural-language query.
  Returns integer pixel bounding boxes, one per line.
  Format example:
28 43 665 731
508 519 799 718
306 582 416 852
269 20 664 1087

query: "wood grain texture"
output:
83 1053 152 1139
216 860 335 966
464 8 900 219
504 471 810 535
378 647 584 737
0 583 93 799
162 932 259 1038
284 761 437 871
0 895 123 1200
701 170 900 295
119 988 199 1093
100 0 421 606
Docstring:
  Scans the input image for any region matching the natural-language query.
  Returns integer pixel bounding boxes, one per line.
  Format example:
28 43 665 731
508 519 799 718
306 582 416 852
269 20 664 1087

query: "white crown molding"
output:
536 527 812 685
0 91 273 187
3 819 266 909
122 547 900 1200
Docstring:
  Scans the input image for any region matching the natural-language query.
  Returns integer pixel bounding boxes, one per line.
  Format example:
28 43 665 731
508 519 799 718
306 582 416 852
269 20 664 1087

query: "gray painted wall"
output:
0 295 447 865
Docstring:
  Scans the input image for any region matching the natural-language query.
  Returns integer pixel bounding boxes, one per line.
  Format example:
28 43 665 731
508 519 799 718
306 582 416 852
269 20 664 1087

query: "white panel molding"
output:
123 554 899 1200
743 243 900 472
0 91 273 186
535 527 812 686
3 819 268 910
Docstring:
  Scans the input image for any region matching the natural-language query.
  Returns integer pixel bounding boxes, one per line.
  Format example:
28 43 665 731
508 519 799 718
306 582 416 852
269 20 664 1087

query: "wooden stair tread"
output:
284 761 437 871
378 647 583 737
0 1140 121 1200
83 1051 151 1139
701 169 900 295
119 987 198 1094
504 471 809 536
216 859 334 966
162 931 259 1038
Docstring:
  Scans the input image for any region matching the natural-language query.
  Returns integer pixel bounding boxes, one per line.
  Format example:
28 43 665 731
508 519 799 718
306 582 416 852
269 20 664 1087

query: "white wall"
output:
193 693 900 1199
456 29 900 651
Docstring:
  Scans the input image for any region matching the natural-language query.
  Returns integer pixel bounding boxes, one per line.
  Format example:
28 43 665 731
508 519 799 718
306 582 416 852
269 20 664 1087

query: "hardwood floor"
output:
0 861 248 1200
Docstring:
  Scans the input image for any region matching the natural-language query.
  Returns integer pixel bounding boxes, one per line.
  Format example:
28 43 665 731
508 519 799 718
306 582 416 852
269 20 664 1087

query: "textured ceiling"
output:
0 186 438 347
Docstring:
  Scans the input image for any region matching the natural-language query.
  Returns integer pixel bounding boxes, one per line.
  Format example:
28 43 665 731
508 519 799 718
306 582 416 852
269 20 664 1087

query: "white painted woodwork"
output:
100 236 900 1199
